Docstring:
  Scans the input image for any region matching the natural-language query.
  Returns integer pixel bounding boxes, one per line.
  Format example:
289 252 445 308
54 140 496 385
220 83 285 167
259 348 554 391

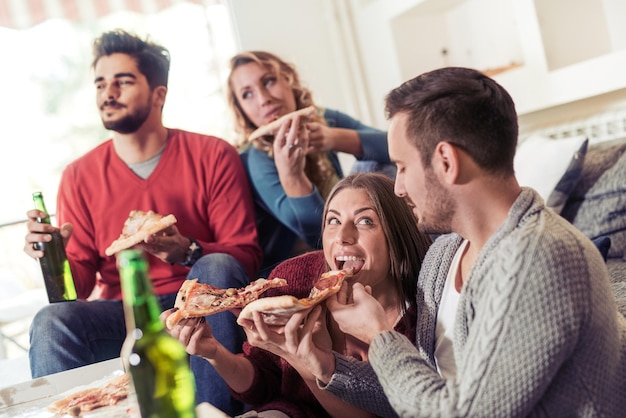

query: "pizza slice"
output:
248 106 317 141
237 268 353 326
165 277 288 329
47 373 130 415
105 210 177 256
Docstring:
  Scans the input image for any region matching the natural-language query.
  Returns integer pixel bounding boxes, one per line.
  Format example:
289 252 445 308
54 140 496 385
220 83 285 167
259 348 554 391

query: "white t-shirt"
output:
434 239 467 379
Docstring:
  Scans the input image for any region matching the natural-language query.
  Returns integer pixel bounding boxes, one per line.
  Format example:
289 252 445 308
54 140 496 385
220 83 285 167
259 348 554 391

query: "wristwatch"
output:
180 237 203 267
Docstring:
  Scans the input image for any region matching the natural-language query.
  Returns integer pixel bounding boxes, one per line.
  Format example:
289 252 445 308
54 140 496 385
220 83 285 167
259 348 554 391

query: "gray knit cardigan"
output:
322 188 626 417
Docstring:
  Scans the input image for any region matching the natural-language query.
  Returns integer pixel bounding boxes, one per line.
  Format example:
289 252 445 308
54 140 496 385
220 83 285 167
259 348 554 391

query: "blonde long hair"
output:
227 51 339 198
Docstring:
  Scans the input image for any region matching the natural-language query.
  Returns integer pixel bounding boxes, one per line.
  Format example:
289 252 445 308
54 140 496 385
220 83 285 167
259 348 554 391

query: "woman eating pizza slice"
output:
228 50 396 279
161 172 432 418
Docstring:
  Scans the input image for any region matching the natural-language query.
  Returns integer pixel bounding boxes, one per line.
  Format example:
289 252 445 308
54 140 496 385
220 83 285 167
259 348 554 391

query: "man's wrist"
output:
365 327 388 345
179 237 202 267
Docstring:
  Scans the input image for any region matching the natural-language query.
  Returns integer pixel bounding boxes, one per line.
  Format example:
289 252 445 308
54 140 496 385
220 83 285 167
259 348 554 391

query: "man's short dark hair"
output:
385 67 518 175
92 29 170 90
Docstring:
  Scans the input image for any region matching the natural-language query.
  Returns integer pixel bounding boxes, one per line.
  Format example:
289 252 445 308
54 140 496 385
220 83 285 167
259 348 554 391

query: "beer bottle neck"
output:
120 260 164 334
32 192 52 224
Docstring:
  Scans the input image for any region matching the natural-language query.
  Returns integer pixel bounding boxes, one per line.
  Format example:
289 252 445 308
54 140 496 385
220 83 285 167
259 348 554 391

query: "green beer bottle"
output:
117 249 196 418
32 192 77 303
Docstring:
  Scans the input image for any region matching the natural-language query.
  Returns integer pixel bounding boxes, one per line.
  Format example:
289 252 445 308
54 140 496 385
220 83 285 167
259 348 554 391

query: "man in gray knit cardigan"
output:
310 67 626 417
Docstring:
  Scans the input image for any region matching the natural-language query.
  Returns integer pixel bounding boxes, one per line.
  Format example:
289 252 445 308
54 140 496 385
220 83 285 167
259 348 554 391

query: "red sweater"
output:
57 129 261 299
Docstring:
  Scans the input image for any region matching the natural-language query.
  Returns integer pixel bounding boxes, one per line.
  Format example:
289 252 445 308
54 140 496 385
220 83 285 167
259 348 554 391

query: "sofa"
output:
559 138 626 315
515 130 626 316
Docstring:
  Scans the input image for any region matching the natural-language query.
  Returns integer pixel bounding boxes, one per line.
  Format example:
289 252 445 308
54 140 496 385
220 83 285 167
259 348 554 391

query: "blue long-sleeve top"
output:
240 108 389 277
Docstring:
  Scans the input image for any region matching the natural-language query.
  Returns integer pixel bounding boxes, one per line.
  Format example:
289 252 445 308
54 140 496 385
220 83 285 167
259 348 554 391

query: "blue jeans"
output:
29 253 249 416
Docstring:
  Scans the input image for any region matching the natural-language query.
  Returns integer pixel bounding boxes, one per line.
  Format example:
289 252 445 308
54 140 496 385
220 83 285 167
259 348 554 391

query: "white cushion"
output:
514 135 588 212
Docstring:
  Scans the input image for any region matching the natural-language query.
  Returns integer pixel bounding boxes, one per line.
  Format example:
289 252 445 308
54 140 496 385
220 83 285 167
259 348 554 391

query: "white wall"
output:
347 0 626 132
345 0 404 128
225 0 376 126
225 0 626 137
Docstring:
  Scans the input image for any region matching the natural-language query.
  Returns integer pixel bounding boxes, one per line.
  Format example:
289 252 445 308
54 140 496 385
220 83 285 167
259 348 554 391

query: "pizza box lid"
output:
0 358 129 416
0 358 228 417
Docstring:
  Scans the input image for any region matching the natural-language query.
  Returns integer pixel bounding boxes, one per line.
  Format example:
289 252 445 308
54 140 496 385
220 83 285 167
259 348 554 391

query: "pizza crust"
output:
105 211 177 256
248 106 317 141
237 268 352 326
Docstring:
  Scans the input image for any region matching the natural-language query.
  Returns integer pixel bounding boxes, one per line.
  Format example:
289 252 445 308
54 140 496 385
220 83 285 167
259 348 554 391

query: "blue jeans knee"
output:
187 253 249 289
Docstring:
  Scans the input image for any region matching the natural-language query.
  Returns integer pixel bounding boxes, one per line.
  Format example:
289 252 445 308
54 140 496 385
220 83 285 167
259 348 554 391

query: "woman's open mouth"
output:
335 255 365 274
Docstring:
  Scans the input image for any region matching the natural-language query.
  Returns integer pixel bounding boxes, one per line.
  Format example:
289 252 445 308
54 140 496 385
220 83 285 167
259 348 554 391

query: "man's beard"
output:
419 168 456 235
102 100 151 134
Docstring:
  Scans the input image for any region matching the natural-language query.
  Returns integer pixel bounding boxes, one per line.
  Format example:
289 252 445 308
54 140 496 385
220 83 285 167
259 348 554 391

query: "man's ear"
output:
153 85 167 108
433 141 460 185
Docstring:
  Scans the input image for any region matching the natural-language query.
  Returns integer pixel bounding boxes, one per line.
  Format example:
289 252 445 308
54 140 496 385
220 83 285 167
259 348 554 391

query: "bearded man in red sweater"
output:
23 29 261 416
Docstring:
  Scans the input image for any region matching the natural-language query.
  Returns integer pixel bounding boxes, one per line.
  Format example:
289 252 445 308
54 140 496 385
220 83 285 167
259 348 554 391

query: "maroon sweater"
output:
231 251 417 418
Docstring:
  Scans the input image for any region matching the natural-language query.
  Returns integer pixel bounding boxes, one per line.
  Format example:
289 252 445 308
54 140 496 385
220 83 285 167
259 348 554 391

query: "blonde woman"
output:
227 51 393 276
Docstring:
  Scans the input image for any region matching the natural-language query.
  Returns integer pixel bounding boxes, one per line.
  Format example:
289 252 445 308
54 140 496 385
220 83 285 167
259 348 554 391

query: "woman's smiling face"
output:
322 187 391 290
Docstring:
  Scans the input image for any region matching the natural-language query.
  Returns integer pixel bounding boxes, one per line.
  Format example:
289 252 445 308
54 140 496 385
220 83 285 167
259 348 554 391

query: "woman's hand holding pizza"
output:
272 115 314 197
306 122 336 152
160 309 220 359
307 123 363 156
242 306 336 380
162 307 258 394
